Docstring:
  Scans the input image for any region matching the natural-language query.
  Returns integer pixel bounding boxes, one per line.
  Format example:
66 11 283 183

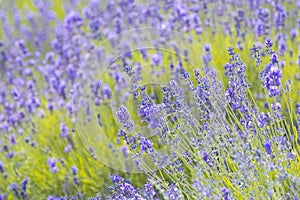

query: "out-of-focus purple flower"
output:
120 146 129 157
102 84 111 99
290 28 297 40
64 144 72 153
204 43 210 52
64 11 84 31
60 122 69 138
47 158 58 174
279 39 286 55
47 101 54 113
264 140 272 154
273 3 286 30
139 48 148 60
151 53 162 66
21 178 29 192
222 188 230 200
47 196 61 200
71 166 77 175
296 104 300 115
10 183 18 191
6 151 14 159
255 8 270 37
0 161 4 173
10 134 16 145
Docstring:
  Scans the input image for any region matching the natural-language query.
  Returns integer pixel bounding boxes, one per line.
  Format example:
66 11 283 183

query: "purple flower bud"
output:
0 161 4 173
102 84 111 99
47 101 54 113
271 53 278 64
21 178 29 192
150 53 162 66
64 144 72 153
204 43 210 52
71 166 77 175
165 184 181 200
25 137 30 143
121 146 128 157
111 174 124 185
140 137 153 152
264 140 272 154
10 183 18 191
48 196 60 200
257 112 268 128
51 166 59 174
202 151 209 164
6 151 14 159
266 39 273 48
60 123 69 138
10 134 16 145
116 106 130 124
296 104 300 115
30 141 36 147
222 188 230 200
290 28 297 39
47 158 58 174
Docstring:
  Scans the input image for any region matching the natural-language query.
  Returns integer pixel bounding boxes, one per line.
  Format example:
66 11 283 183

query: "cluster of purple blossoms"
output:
264 53 282 97
116 106 135 132
224 47 250 111
0 162 4 173
47 158 59 174
110 174 142 199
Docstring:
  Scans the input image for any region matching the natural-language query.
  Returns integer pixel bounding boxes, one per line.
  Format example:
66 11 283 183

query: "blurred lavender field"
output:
0 0 300 199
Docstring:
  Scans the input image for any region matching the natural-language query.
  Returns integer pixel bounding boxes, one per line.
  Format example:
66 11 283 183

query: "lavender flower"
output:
0 162 3 173
151 53 162 66
222 188 230 200
165 184 182 200
9 134 16 145
224 47 250 111
47 158 58 174
64 144 72 153
110 174 141 199
71 166 77 175
264 140 272 154
21 178 29 192
296 104 300 116
0 0 300 199
265 70 282 97
120 146 129 157
116 106 135 131
140 137 153 152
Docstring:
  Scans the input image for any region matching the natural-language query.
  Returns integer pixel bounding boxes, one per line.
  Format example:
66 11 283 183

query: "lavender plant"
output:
0 0 300 199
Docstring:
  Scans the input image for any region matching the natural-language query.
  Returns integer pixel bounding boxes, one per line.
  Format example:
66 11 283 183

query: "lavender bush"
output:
0 0 300 199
